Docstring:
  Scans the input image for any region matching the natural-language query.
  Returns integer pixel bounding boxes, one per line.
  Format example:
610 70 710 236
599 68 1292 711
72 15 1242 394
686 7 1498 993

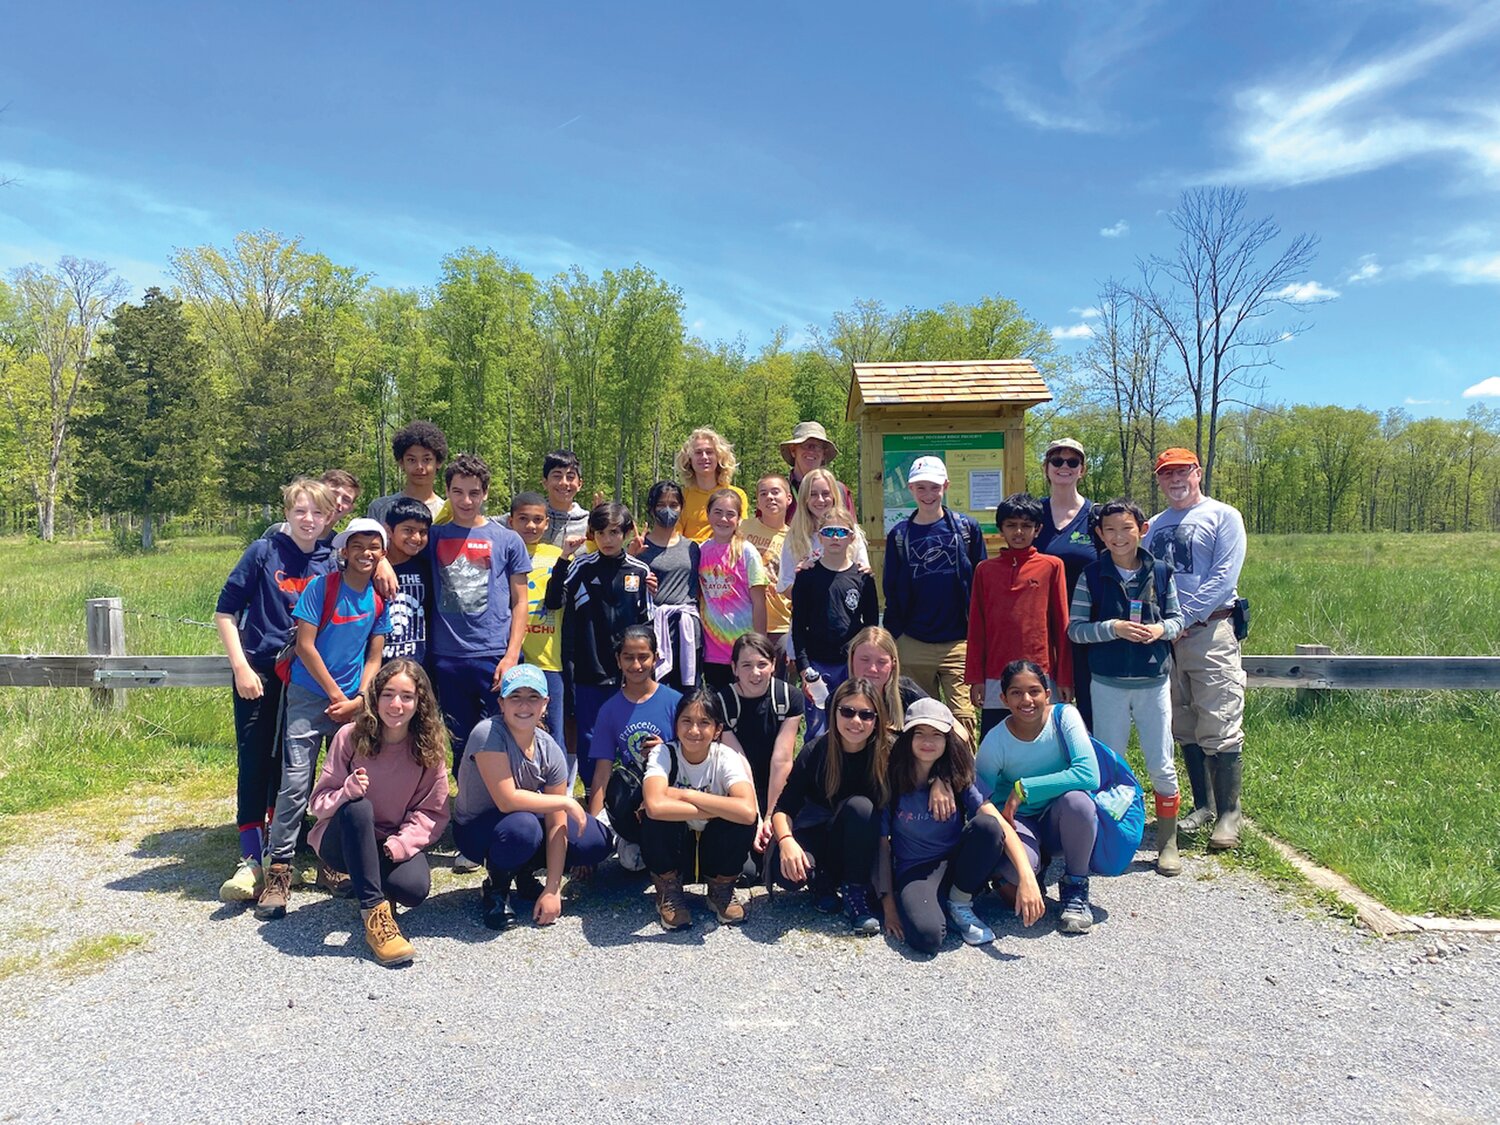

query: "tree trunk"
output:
142 510 155 551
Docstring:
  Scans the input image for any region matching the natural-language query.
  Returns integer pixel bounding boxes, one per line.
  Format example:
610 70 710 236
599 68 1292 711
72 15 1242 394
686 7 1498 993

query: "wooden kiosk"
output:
846 359 1052 586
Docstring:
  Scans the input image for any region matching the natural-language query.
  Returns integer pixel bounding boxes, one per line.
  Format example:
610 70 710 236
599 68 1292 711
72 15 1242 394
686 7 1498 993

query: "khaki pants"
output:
1169 617 1245 756
895 635 975 734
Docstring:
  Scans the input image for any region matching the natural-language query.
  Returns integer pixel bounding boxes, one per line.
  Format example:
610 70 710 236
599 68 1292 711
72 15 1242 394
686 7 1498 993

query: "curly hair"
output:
675 427 738 488
392 420 449 464
351 658 449 769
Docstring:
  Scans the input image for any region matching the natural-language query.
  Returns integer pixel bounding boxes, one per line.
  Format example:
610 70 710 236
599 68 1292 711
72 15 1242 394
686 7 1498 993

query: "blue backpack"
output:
1049 704 1145 877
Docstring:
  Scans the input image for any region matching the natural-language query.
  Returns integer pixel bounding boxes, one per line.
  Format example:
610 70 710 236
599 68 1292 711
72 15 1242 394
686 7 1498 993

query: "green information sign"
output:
881 431 1005 532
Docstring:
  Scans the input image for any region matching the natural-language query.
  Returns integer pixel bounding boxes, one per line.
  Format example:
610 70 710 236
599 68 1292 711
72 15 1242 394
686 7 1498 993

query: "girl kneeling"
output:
641 690 759 930
307 658 450 966
454 664 614 931
880 699 1043 953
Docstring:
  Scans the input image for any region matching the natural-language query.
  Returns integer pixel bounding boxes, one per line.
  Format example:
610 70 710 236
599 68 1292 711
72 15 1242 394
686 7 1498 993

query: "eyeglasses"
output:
837 705 878 723
1048 457 1082 469
818 526 852 539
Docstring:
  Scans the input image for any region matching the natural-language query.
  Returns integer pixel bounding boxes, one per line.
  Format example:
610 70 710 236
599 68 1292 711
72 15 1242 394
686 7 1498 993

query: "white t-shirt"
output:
645 739 751 832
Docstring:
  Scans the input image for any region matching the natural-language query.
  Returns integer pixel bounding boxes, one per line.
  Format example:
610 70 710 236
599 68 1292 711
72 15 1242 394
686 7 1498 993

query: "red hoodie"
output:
965 546 1073 708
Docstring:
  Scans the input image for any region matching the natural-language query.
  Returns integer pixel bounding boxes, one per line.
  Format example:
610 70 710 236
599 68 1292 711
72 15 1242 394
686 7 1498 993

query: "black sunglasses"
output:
1048 456 1083 469
837 705 878 723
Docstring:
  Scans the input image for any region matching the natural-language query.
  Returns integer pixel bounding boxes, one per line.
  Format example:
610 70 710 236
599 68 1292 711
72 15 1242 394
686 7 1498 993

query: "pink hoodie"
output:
308 724 450 862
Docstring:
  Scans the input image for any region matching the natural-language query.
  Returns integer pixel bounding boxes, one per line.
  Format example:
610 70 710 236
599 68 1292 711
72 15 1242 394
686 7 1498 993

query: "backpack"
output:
603 741 681 845
272 573 385 686
890 509 978 593
1049 704 1145 877
719 679 793 730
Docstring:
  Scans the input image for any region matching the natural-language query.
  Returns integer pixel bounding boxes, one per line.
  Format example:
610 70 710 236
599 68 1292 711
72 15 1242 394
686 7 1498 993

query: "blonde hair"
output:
706 487 746 556
787 467 856 562
282 477 336 516
676 427 738 488
847 626 905 729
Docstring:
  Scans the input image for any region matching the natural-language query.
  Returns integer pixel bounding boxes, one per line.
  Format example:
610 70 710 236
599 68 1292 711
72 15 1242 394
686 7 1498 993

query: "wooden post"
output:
1294 642 1333 710
86 597 126 711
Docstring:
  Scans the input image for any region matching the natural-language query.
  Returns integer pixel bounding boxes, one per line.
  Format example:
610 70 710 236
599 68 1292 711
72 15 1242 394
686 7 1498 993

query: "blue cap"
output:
500 663 549 698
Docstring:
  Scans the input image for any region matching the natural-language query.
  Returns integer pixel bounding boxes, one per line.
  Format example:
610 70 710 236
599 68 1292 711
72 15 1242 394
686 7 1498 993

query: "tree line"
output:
1 189 1497 545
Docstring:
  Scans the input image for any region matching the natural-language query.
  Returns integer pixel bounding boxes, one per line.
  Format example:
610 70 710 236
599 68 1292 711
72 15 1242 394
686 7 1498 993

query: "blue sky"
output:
2 1 1498 416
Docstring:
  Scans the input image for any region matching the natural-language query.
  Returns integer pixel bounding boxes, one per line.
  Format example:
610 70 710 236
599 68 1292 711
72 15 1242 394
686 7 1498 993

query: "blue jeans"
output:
432 652 501 770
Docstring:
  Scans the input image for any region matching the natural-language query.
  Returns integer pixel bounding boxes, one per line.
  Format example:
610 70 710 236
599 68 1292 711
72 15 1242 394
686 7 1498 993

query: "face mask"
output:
654 507 681 528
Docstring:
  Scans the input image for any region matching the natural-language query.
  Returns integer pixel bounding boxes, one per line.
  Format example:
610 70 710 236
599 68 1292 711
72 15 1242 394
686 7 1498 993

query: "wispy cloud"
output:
1275 280 1340 302
1212 3 1500 187
1099 220 1129 238
1050 323 1095 340
981 74 1104 133
1070 305 1102 319
1346 254 1382 283
1462 376 1500 397
1405 395 1451 406
1398 251 1500 284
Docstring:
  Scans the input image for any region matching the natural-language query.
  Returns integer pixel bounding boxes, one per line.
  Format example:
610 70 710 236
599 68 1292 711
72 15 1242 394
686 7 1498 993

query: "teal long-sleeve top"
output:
974 703 1099 817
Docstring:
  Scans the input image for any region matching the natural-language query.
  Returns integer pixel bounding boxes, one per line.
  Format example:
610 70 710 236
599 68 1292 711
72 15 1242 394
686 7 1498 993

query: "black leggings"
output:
641 816 755 882
315 799 432 912
893 815 1007 954
778 795 880 891
232 671 283 828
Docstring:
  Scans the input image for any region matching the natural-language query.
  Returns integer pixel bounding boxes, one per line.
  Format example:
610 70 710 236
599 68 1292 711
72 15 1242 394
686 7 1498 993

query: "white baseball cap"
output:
907 456 948 486
332 517 388 551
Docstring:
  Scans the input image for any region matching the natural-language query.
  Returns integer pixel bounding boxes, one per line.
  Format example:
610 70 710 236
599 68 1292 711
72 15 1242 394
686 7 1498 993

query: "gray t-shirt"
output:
453 718 568 825
1145 496 1246 626
639 537 701 606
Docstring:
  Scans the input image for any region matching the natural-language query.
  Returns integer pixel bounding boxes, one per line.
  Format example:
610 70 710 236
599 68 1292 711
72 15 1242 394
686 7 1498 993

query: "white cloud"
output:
1399 251 1500 284
1099 220 1129 238
1070 305 1102 320
1275 280 1340 302
981 74 1103 133
1050 323 1095 340
1404 396 1450 406
1346 255 1382 283
1210 4 1500 187
1462 376 1500 397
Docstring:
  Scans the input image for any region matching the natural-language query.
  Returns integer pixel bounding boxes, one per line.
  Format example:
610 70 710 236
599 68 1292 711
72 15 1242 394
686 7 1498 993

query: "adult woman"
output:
1034 438 1100 725
975 660 1102 934
778 468 869 593
779 421 853 516
847 625 929 731
633 480 702 690
675 427 748 543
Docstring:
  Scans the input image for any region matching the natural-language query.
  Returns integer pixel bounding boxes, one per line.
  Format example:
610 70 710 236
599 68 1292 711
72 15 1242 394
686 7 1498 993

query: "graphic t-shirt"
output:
588 684 683 765
289 574 392 698
698 539 768 665
1036 497 1099 599
521 541 564 672
215 532 334 670
740 517 790 634
881 783 988 876
1144 497 1247 626
645 739 751 832
383 554 432 663
897 518 972 642
428 521 531 659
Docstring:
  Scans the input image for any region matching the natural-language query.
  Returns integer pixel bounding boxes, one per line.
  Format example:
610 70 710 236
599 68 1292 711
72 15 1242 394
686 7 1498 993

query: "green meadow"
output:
0 532 1496 915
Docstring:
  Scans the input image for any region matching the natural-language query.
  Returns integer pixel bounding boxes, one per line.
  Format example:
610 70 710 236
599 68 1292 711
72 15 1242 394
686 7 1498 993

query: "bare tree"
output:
1136 187 1319 492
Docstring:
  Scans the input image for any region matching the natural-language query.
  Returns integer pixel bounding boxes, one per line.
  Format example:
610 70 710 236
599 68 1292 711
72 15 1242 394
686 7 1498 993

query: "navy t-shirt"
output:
881 782 989 875
383 553 432 663
900 519 973 642
428 521 531 660
587 684 683 765
1036 497 1099 598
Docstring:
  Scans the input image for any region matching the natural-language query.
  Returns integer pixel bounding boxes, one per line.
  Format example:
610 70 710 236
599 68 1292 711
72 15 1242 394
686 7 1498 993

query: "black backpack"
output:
718 679 794 730
603 741 681 845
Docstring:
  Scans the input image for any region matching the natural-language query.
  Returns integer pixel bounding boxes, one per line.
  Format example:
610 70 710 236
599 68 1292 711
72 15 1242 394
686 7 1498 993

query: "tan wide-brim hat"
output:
780 421 839 466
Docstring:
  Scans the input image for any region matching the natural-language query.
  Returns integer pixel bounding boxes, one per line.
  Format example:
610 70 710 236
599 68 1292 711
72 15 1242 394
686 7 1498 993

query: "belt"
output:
1190 608 1235 630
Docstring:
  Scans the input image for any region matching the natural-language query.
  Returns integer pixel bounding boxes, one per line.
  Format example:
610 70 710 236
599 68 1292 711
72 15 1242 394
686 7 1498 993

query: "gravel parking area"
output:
1 804 1496 1124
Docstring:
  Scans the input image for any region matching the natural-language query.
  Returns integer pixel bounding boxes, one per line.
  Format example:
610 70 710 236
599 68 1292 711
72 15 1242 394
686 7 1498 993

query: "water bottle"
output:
803 669 829 708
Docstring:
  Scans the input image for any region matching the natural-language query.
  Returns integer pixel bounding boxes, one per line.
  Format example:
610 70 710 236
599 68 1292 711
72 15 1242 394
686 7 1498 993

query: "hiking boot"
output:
840 883 880 936
1057 875 1094 934
652 872 693 930
1154 792 1182 877
1208 751 1244 851
1180 744 1216 832
480 875 516 931
218 857 263 903
944 897 995 946
706 875 745 925
453 853 482 875
315 860 352 898
363 901 414 966
254 862 293 921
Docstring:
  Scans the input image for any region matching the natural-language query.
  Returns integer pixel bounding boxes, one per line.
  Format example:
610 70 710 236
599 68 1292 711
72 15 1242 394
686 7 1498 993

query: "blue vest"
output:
1084 556 1172 679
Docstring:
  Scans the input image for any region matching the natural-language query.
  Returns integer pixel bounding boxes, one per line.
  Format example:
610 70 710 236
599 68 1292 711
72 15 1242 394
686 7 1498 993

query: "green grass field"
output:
1 531 1496 915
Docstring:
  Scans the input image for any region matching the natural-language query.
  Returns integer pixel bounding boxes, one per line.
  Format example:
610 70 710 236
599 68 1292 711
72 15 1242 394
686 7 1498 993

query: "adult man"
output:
1145 448 1247 850
882 456 986 734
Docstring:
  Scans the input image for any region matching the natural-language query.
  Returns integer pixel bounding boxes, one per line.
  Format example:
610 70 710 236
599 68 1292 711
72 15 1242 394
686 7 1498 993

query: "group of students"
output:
212 418 1228 966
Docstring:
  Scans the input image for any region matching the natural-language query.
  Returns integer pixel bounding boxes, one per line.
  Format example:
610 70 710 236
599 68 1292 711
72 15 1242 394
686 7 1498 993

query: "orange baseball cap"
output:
1154 447 1200 473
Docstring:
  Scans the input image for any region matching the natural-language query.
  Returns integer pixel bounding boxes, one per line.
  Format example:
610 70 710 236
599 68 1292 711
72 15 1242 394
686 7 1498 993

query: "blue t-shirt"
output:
429 521 532 659
383 553 432 663
289 574 392 698
881 783 988 875
587 684 683 765
900 518 977 642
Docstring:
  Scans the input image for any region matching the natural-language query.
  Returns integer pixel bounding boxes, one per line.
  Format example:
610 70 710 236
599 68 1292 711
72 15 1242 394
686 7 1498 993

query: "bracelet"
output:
1013 780 1026 803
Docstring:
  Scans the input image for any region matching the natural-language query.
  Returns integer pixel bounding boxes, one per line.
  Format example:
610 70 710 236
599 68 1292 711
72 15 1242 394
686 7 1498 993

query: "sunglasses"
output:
818 526 852 539
837 705 878 723
1048 456 1083 469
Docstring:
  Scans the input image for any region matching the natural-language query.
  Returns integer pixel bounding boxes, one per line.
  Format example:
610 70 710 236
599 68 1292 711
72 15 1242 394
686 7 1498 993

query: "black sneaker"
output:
840 882 879 936
481 875 516 931
1058 875 1094 934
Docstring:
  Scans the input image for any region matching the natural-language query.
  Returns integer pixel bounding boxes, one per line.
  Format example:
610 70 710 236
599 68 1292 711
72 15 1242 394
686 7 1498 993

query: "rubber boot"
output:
1179 744 1216 832
1208 751 1243 851
1154 792 1182 876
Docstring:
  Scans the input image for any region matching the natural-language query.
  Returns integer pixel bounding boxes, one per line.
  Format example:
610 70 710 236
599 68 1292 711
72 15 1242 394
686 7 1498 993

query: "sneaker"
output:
706 875 746 925
315 860 352 898
480 875 517 931
453 854 482 875
218 857 263 903
616 838 646 873
944 897 995 946
840 883 880 936
254 862 293 921
652 872 693 930
1058 875 1094 934
363 901 415 966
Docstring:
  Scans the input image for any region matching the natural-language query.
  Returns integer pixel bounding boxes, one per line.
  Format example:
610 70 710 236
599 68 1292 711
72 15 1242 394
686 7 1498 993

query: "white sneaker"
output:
617 839 646 872
945 897 995 946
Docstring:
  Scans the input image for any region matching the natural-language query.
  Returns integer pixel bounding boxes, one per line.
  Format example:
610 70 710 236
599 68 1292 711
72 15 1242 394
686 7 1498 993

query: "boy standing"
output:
740 474 793 663
1068 499 1184 874
882 456 987 733
366 420 449 525
381 497 434 665
500 449 590 550
965 493 1073 738
256 517 392 920
790 511 880 741
259 468 359 543
510 491 568 744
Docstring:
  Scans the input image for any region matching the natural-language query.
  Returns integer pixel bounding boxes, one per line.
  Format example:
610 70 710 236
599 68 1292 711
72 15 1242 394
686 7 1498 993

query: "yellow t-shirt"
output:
521 542 564 672
681 483 749 544
740 516 790 635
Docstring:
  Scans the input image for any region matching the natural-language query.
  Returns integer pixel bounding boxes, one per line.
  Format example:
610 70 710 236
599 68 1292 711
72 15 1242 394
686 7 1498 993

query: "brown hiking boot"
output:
363 901 415 965
315 860 352 898
652 872 693 930
706 875 745 925
254 862 293 920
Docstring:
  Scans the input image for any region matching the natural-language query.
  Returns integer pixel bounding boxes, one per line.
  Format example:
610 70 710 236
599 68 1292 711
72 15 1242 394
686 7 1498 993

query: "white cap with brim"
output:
902 697 957 733
332 517 388 551
907 456 949 486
